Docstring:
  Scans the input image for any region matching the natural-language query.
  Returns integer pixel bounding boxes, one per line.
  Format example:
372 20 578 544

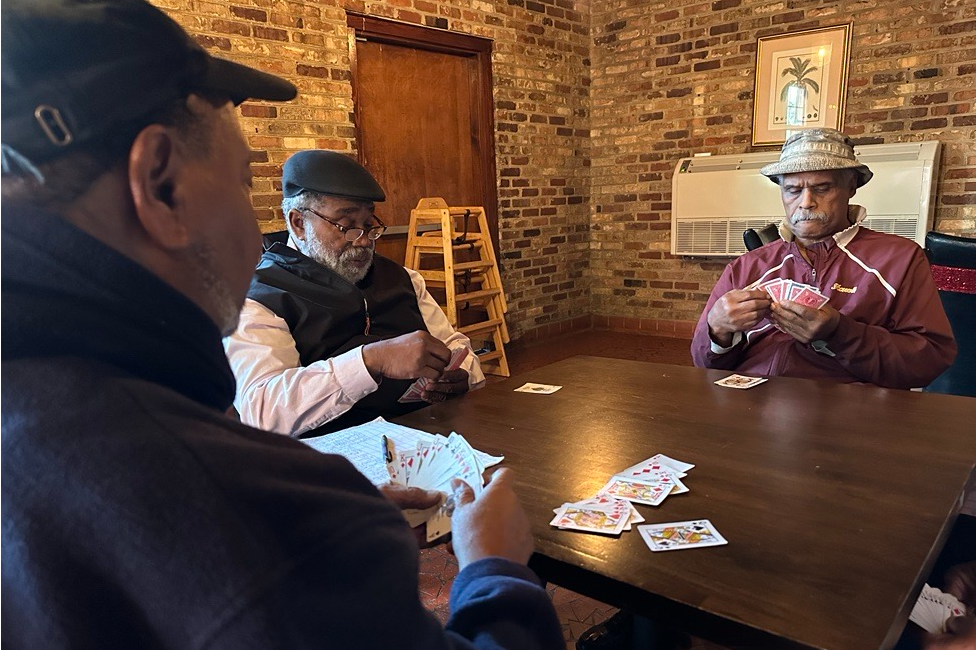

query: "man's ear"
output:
128 124 190 250
286 208 307 242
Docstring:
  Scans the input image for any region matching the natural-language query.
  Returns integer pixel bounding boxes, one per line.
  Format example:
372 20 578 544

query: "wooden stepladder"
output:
404 198 510 377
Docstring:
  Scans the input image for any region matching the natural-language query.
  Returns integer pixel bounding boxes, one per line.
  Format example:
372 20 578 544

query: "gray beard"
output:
303 235 373 285
189 241 242 337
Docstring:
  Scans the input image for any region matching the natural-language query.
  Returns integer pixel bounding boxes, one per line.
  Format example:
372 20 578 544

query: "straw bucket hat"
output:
760 128 873 188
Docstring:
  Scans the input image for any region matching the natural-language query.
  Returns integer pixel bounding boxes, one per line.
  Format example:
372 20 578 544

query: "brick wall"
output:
154 0 591 341
590 0 976 336
155 0 974 341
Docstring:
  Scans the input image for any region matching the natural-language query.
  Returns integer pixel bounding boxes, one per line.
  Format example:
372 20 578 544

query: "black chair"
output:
924 231 976 397
262 230 288 250
743 223 781 251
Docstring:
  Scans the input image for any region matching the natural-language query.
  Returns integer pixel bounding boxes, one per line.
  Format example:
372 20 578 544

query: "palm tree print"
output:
778 56 821 125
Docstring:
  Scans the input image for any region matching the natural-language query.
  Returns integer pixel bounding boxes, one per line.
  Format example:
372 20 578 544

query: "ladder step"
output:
456 288 500 302
476 349 505 362
454 260 493 271
459 319 504 335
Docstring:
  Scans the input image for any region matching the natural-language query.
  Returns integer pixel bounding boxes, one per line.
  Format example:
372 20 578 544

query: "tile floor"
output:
416 330 731 650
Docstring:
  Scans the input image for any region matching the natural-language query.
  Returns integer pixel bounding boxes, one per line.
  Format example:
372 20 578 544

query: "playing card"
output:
550 501 629 536
514 382 562 394
399 347 470 403
638 519 728 552
761 278 786 303
792 286 829 309
714 374 768 389
618 456 691 480
598 476 672 506
910 584 967 633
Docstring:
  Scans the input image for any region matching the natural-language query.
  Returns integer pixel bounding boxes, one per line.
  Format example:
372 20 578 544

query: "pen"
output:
382 434 394 464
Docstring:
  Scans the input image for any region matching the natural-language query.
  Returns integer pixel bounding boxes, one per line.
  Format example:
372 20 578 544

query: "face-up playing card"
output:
714 374 768 389
910 584 967 633
514 382 562 394
598 476 672 506
550 500 629 536
638 519 728 552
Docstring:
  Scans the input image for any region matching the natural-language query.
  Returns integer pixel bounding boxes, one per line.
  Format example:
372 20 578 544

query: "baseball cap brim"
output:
203 56 297 105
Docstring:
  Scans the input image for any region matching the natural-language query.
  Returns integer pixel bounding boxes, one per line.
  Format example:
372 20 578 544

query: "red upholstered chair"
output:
924 231 976 397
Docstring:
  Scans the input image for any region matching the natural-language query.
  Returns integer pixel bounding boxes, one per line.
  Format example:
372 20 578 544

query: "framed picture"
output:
752 23 852 147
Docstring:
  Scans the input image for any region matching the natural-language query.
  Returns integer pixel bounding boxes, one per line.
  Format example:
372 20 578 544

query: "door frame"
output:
345 13 499 251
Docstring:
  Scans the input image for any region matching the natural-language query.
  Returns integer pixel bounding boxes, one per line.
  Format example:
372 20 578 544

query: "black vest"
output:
248 244 429 434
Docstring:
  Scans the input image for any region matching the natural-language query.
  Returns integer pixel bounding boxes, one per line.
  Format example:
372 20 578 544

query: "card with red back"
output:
792 286 829 309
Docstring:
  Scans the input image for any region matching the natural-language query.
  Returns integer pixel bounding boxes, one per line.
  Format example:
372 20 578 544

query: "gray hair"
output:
281 190 329 237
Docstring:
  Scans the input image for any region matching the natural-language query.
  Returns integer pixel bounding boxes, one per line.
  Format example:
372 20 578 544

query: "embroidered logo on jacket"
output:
831 282 857 294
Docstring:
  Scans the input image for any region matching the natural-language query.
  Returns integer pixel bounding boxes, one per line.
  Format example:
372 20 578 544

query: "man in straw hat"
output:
1 1 562 648
691 128 955 388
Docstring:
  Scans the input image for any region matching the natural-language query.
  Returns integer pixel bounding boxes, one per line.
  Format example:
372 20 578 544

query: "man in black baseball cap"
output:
1 2 562 649
225 149 486 437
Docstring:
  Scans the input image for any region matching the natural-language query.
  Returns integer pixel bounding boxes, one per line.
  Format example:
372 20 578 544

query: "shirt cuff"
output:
331 346 380 401
709 331 743 354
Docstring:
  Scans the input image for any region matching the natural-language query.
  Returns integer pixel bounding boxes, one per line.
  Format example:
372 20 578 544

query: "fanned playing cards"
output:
909 584 967 633
385 431 484 542
758 278 829 309
399 347 470 403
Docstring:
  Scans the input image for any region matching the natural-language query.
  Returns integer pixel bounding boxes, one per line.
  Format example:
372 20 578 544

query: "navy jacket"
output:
1 203 562 650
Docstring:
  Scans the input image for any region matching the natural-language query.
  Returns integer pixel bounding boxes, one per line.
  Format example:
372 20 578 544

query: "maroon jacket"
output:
691 213 956 389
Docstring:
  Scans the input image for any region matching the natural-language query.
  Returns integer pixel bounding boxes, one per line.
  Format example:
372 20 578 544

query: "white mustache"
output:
791 210 829 223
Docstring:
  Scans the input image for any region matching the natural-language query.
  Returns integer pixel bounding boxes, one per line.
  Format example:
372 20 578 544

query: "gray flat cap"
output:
760 128 872 188
281 150 386 201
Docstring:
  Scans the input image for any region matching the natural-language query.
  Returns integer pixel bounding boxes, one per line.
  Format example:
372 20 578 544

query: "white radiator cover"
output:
670 141 941 257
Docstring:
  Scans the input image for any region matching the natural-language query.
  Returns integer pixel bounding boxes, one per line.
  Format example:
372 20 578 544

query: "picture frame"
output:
752 23 852 147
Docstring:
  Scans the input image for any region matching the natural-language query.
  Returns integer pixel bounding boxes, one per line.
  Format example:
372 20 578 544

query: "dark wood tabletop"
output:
396 356 976 650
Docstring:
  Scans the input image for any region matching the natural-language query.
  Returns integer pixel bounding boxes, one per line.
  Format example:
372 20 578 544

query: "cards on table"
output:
514 382 562 394
399 346 470 403
910 584 967 633
758 278 829 309
714 374 768 389
385 431 484 542
551 453 697 533
550 495 644 536
638 519 728 552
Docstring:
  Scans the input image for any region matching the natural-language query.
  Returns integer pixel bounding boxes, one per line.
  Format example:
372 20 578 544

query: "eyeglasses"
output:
300 208 387 242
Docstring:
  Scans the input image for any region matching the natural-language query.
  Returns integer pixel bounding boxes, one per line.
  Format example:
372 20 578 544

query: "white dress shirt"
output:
225 266 486 437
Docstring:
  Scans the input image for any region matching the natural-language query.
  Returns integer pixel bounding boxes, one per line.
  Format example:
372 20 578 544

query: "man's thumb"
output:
451 478 475 506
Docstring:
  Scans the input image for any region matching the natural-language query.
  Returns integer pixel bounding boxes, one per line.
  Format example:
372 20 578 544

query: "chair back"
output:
924 231 976 397
743 223 781 251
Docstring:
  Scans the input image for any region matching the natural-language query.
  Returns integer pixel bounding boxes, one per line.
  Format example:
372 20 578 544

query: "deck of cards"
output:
384 431 484 542
910 584 967 633
759 278 829 309
399 346 470 403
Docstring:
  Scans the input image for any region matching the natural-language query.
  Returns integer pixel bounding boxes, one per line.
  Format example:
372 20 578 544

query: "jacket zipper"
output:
363 297 371 336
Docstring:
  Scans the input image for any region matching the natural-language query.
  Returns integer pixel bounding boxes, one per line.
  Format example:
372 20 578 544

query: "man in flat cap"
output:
2 2 562 649
691 128 955 388
225 149 485 436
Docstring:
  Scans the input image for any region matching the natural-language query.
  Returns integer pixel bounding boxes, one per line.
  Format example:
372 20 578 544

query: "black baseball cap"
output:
1 0 297 167
282 150 386 202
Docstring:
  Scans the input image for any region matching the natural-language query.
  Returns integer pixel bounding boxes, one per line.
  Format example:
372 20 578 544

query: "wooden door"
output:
347 14 498 265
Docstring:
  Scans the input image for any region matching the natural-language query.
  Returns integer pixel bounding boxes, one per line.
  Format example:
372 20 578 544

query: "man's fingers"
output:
451 478 475 506
378 484 443 510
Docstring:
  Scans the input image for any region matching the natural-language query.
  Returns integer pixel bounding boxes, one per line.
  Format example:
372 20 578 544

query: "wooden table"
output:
397 356 976 650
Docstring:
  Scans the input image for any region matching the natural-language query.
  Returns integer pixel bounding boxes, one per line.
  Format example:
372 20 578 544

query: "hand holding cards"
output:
759 278 829 309
384 431 485 542
399 346 470 403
